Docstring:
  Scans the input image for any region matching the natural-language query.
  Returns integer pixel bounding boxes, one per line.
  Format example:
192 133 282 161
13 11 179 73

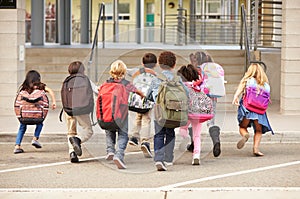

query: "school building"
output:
0 0 299 116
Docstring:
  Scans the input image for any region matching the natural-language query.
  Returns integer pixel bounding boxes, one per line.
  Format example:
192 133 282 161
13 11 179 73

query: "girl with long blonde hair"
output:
232 63 273 156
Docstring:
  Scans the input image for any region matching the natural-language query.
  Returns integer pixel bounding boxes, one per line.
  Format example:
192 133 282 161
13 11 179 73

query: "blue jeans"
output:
153 121 175 163
15 123 43 146
105 118 129 161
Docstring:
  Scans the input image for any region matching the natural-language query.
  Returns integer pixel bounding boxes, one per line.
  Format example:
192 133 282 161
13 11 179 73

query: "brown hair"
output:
68 61 85 74
158 51 176 70
177 64 199 82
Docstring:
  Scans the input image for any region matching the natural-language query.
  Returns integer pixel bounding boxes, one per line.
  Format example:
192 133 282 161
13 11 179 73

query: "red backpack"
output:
97 79 129 131
14 89 49 125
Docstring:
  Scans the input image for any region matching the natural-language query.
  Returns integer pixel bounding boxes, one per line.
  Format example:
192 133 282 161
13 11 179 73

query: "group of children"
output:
13 50 273 172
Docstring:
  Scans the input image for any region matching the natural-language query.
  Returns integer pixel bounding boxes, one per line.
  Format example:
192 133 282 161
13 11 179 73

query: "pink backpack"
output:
243 79 270 114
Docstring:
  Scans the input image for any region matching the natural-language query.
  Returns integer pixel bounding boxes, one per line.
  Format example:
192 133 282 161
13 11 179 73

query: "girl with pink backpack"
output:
177 64 214 165
232 63 273 156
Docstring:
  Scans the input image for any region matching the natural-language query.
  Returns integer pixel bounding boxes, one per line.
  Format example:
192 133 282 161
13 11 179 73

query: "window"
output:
102 3 130 21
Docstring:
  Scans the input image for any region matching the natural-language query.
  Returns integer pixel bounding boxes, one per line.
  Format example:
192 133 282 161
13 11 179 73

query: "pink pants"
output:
179 119 202 155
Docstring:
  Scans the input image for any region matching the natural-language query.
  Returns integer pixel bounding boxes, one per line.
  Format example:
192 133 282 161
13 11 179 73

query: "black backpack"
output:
60 73 94 117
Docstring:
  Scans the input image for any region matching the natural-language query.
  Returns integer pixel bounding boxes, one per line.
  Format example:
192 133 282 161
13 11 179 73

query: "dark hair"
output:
21 70 45 93
158 51 176 70
195 51 213 66
177 64 199 82
68 61 85 74
142 53 157 69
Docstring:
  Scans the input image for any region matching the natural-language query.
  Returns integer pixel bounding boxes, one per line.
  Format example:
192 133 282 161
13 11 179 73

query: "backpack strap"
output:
132 67 156 79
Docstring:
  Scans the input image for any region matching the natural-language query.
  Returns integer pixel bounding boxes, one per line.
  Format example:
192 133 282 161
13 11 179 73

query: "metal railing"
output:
240 4 251 69
88 2 105 81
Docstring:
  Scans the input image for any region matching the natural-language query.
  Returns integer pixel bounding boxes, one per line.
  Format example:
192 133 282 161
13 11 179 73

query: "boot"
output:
187 127 194 152
209 126 221 157
69 137 82 156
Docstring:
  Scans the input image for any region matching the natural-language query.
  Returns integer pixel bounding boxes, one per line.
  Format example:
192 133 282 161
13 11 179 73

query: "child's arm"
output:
45 86 57 110
135 89 145 99
232 82 244 106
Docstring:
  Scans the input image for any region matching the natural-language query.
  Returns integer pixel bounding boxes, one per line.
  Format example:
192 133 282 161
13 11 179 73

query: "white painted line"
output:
159 160 300 189
0 151 142 174
0 187 300 192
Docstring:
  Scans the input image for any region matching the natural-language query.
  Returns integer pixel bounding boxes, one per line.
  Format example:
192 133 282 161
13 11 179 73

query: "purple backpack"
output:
243 82 270 114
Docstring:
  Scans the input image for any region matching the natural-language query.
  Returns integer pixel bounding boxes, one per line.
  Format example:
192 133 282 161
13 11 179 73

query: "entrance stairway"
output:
25 47 245 111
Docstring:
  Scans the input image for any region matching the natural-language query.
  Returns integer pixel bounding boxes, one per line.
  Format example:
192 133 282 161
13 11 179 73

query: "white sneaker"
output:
164 161 173 166
155 161 167 171
105 152 114 160
192 154 200 165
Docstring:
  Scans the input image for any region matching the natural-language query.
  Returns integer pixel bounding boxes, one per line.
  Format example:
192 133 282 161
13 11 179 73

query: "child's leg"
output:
132 113 142 140
191 120 202 155
33 123 43 140
237 117 250 149
116 118 129 161
253 120 264 156
164 127 175 163
76 114 94 143
154 121 165 162
140 111 151 143
15 123 27 147
105 130 116 155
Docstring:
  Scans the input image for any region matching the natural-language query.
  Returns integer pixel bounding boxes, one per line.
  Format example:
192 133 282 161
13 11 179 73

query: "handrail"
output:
240 4 251 70
88 2 105 80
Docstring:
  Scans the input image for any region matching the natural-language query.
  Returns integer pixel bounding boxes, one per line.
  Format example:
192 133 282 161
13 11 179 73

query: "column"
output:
0 0 26 115
80 0 90 44
31 0 45 45
280 0 300 114
58 0 71 45
136 0 144 44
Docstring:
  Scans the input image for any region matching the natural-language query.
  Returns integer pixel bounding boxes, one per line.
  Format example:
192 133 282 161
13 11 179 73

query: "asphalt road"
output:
0 131 299 198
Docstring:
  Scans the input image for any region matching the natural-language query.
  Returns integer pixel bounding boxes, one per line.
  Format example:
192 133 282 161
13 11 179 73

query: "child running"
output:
14 70 56 154
232 63 273 156
128 53 157 158
149 51 188 171
102 60 145 169
177 64 209 165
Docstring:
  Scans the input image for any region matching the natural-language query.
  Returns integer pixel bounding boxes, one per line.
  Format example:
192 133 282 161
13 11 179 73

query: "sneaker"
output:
70 152 79 163
69 137 82 156
141 142 152 158
237 133 250 149
192 154 200 165
155 161 167 171
105 152 114 160
164 161 173 166
113 157 127 169
31 140 42 148
14 148 24 154
128 137 138 146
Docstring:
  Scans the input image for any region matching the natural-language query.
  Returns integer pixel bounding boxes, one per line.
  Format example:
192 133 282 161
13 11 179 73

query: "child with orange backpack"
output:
97 60 144 169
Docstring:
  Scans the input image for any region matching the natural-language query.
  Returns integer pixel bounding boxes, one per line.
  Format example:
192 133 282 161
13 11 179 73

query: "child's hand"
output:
52 103 56 110
232 97 239 106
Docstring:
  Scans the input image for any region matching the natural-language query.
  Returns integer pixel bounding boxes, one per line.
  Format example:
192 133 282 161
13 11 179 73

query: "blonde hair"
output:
109 60 127 80
240 63 269 91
